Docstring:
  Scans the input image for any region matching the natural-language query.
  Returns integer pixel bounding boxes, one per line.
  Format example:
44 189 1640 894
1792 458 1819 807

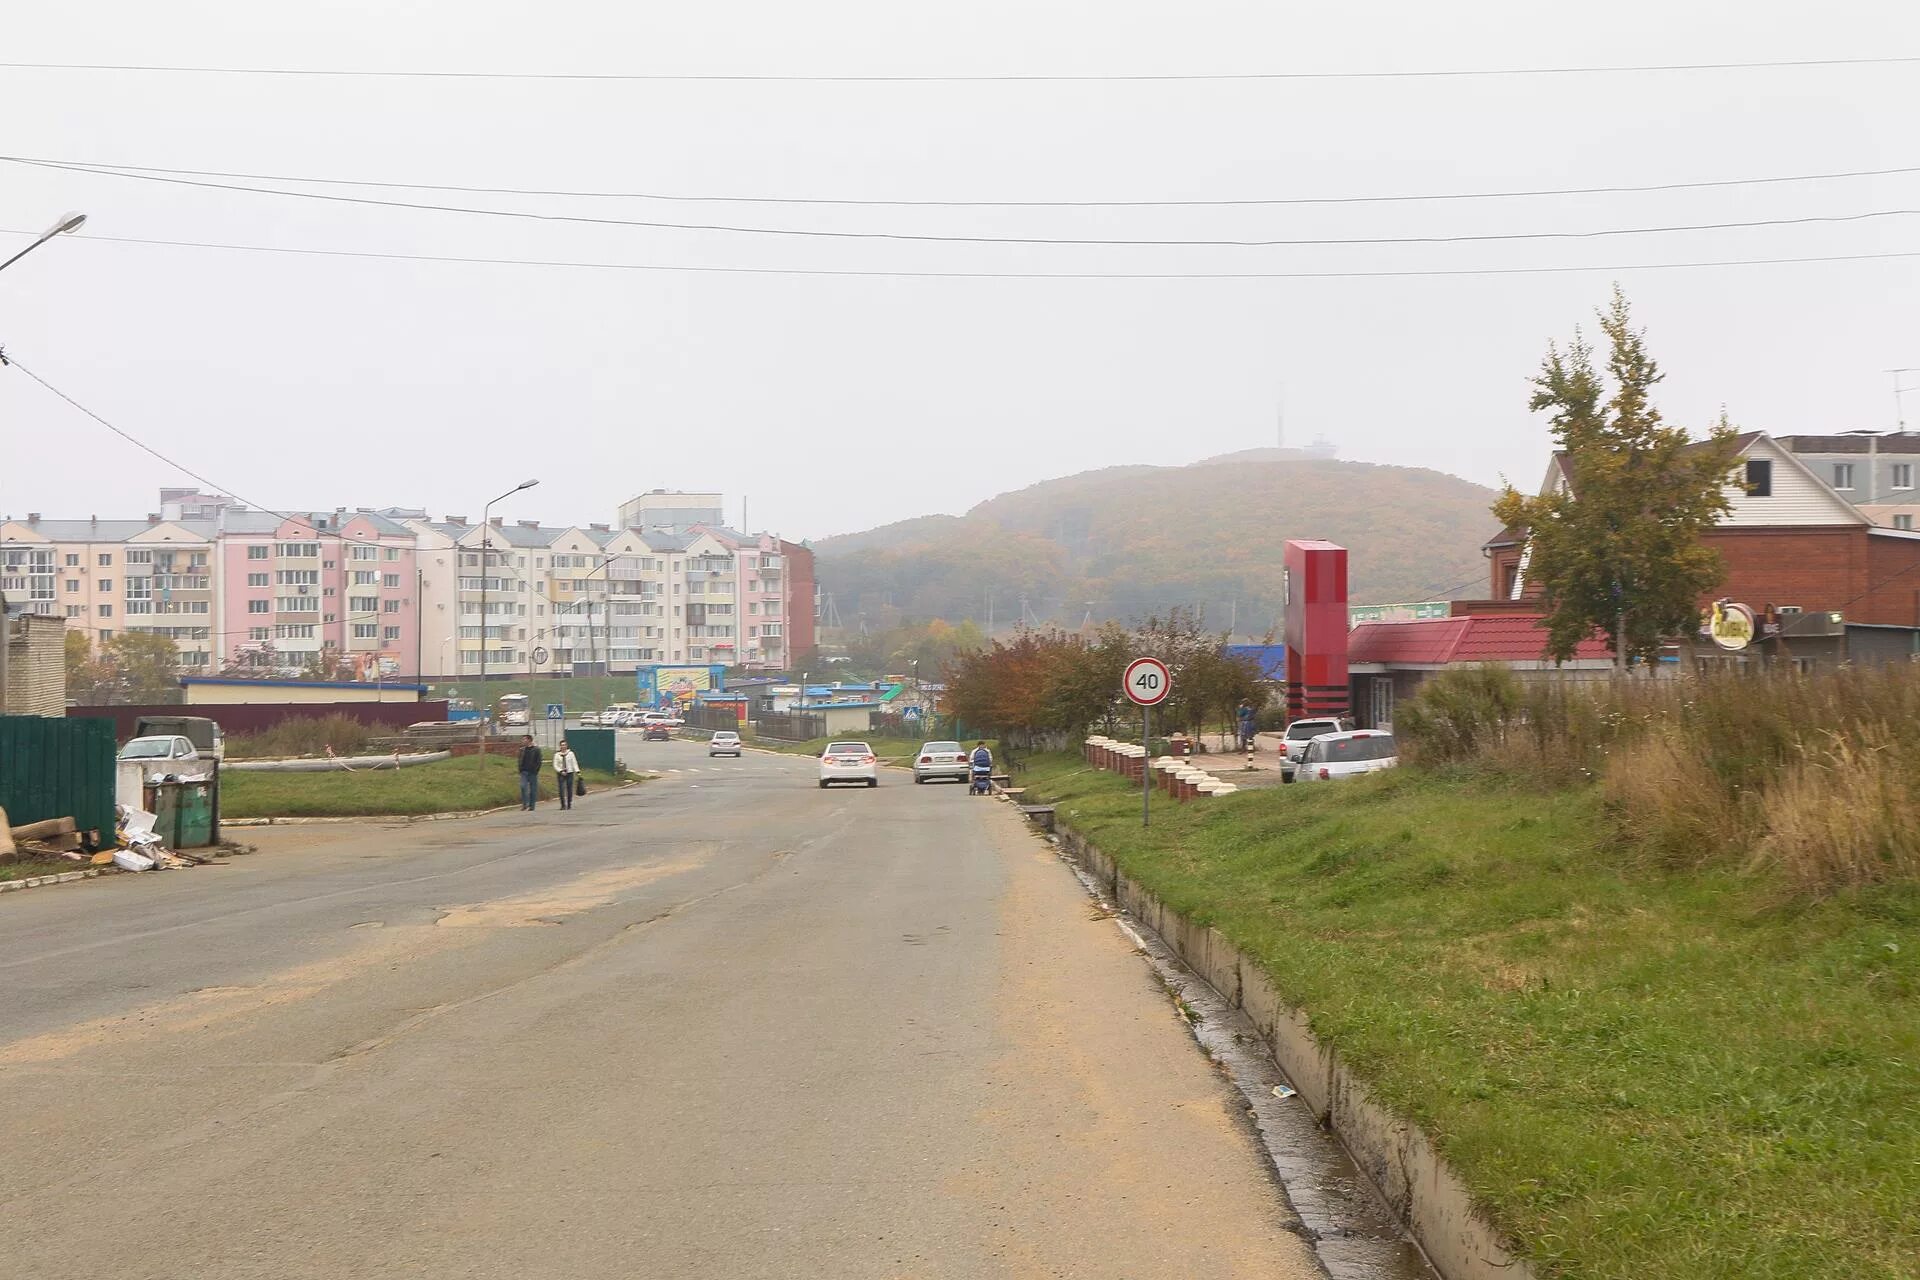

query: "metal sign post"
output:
546 702 565 750
1123 656 1171 828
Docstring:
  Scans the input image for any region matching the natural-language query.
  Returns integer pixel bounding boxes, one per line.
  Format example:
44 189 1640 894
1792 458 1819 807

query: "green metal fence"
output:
0 715 118 838
567 728 618 775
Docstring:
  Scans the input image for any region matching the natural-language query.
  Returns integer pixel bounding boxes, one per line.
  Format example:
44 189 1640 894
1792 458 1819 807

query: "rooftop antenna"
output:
1893 368 1919 432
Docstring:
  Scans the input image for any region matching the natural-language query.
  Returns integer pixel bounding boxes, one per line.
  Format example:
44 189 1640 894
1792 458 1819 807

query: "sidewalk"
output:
1169 732 1290 789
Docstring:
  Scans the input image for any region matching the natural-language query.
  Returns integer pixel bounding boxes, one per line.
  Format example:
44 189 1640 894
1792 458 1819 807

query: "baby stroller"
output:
969 758 994 797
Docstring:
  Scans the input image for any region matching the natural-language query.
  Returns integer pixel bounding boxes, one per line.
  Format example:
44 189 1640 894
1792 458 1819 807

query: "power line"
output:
6 224 1918 280
13 154 1918 209
14 157 1919 248
2 55 1917 82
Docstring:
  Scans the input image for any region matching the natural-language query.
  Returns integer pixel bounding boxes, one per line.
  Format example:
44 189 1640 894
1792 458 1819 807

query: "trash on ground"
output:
112 848 156 873
1272 1083 1298 1100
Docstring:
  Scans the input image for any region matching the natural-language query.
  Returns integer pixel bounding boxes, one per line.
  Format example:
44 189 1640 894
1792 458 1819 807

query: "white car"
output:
818 741 879 788
1292 730 1398 783
118 735 200 763
709 731 743 758
912 740 970 784
640 710 687 728
1280 717 1349 780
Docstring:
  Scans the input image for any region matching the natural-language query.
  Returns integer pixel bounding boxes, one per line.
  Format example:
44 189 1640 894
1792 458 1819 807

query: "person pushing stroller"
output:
969 741 994 796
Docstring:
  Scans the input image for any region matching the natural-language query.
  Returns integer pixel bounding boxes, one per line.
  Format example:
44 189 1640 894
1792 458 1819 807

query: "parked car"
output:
818 741 879 788
119 735 200 764
913 741 969 784
578 710 601 726
709 731 743 758
1280 717 1350 781
1292 730 1398 783
643 724 672 741
604 704 639 727
132 714 224 762
640 710 686 728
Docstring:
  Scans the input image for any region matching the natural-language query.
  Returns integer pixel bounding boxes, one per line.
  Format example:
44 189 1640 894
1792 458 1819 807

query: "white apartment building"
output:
1 514 219 669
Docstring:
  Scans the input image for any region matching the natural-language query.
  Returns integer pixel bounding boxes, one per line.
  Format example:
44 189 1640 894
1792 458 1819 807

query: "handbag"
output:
574 775 586 796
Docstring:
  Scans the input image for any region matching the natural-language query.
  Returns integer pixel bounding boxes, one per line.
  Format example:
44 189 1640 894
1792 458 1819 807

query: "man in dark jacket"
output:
517 735 542 811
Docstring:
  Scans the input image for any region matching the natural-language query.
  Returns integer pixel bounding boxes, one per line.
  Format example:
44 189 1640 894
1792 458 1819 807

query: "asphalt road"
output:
0 737 1321 1279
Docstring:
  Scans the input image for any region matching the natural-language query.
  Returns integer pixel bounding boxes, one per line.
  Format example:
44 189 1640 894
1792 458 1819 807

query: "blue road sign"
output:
546 703 565 721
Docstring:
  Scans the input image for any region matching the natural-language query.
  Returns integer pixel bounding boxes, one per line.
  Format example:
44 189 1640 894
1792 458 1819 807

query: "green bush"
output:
226 714 376 760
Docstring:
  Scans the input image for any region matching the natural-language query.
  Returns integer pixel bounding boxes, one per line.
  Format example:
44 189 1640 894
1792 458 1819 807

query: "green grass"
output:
1023 754 1920 1280
221 755 628 818
0 856 90 882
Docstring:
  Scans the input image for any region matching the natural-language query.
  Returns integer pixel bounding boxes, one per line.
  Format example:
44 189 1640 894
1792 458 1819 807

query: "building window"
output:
97 553 113 567
385 626 402 641
350 595 379 613
65 605 84 618
384 599 402 613
1744 459 1772 497
247 572 269 587
98 604 113 617
98 579 113 593
351 545 378 560
126 550 151 564
1833 462 1855 490
99 629 113 640
64 553 80 566
385 547 401 561
352 623 378 639
248 599 270 614
247 545 269 560
1894 463 1914 491
276 542 320 558
249 627 270 640
383 573 401 588
1896 515 1915 531
276 569 319 586
352 570 378 586
65 579 80 592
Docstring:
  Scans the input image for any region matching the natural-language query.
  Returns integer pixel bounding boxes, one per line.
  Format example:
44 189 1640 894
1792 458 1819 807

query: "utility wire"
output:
2 55 1917 82
5 225 1918 280
13 157 1920 248
13 154 1918 209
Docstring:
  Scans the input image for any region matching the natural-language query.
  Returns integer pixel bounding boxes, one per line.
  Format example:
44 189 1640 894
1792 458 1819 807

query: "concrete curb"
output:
1054 824 1536 1280
223 779 647 827
0 866 121 894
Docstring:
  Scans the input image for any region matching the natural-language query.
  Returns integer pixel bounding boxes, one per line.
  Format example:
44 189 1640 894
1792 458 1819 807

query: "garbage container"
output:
175 779 215 848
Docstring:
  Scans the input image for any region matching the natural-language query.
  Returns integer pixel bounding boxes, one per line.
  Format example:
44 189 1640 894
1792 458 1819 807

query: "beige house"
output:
1 515 218 670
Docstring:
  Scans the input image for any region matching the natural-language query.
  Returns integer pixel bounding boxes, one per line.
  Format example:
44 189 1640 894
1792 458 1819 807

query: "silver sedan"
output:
913 741 970 784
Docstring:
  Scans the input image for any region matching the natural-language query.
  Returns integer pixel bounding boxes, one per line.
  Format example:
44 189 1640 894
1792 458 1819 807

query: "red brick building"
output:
1485 433 1920 644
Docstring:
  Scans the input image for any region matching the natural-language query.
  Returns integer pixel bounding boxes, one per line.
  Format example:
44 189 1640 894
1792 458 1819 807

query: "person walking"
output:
516 734 543 811
554 739 581 810
1236 700 1258 752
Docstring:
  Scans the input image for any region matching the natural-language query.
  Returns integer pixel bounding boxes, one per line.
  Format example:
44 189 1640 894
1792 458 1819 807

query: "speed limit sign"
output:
1123 656 1171 706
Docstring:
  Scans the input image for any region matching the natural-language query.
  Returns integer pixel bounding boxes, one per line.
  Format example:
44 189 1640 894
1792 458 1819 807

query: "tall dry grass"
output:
226 714 376 760
1395 662 1920 891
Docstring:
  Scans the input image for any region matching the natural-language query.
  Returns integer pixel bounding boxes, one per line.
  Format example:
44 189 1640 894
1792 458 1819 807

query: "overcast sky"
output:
4 2 1918 542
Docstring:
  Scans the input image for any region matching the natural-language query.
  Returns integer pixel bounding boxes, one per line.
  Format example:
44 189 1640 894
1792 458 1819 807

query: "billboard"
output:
1349 601 1450 625
636 664 727 709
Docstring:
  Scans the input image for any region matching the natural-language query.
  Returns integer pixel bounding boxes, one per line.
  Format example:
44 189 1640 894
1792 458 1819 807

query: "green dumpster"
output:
175 780 215 848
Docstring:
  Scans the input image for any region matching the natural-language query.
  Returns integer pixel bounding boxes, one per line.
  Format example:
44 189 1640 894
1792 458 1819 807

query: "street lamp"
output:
0 211 88 276
478 479 538 754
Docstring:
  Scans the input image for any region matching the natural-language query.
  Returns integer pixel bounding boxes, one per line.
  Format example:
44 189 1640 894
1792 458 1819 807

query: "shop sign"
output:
1704 600 1757 651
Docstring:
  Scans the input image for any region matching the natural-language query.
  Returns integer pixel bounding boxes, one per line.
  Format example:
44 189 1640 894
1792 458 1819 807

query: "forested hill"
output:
811 455 1498 632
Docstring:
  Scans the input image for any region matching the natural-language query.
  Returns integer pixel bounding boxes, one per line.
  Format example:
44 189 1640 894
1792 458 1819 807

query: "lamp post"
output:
0 211 87 277
478 479 538 758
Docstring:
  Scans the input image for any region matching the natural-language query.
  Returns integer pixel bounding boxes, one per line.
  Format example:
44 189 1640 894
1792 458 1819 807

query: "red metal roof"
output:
1348 614 1612 665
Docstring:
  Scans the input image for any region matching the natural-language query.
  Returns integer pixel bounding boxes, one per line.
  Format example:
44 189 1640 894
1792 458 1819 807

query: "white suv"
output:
1293 730 1398 783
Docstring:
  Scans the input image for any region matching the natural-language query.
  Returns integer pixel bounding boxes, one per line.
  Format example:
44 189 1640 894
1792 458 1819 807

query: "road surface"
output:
0 738 1321 1279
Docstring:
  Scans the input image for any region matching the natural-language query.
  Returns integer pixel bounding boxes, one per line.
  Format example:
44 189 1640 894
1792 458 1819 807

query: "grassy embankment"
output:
221 755 627 818
0 857 91 883
1020 748 1919 1279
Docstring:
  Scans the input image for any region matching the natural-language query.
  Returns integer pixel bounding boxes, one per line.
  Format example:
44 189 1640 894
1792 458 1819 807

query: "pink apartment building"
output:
218 509 420 679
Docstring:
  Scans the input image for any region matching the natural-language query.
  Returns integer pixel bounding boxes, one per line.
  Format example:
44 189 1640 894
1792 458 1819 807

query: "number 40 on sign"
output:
1123 657 1170 706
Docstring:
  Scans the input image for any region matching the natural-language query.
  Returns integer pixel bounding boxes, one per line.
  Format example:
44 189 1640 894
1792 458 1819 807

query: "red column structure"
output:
1283 540 1351 721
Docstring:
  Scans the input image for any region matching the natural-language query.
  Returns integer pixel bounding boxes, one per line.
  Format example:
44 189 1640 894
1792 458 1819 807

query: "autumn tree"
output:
1492 288 1739 669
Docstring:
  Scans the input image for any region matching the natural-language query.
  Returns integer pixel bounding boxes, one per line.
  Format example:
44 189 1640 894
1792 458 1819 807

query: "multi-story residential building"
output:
1 513 219 669
218 508 419 678
1775 433 1920 531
